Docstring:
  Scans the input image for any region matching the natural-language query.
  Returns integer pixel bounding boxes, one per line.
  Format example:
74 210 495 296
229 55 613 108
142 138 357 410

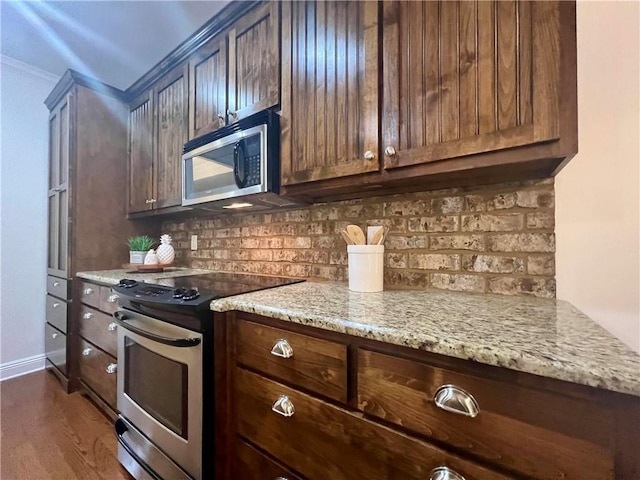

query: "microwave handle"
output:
233 139 248 188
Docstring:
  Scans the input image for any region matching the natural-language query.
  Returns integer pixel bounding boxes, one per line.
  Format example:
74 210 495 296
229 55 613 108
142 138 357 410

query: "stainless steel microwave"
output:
182 109 294 210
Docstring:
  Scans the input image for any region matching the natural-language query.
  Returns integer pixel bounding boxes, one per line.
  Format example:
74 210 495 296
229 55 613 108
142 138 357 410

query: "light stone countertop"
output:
76 268 213 285
211 281 640 397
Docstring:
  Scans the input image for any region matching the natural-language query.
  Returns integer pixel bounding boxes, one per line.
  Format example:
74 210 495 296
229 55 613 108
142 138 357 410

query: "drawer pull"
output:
275 478 289 480
106 363 117 374
429 466 466 480
53 281 60 287
83 287 94 295
82 348 92 356
107 322 118 332
433 385 479 418
52 302 60 308
83 312 93 320
107 293 119 303
272 395 295 417
270 338 293 358
51 332 59 339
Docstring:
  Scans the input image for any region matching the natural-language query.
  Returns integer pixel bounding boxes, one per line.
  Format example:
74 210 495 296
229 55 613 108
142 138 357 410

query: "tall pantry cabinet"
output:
44 71 157 390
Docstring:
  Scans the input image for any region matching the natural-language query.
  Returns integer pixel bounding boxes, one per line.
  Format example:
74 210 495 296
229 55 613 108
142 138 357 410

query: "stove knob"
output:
173 288 187 299
182 289 200 301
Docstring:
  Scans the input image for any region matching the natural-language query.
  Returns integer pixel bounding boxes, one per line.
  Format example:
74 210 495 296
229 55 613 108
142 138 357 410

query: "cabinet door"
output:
188 35 227 139
280 1 379 186
228 1 280 121
128 91 154 213
47 93 71 277
382 0 560 170
154 65 188 209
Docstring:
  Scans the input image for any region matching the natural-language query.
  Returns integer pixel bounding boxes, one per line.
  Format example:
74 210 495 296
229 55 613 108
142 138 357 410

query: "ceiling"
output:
0 0 229 89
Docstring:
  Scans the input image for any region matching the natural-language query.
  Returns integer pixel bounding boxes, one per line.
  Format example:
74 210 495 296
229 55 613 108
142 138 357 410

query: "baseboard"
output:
0 354 47 381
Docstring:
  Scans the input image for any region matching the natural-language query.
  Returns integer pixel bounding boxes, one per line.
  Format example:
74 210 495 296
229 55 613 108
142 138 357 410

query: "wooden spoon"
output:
370 227 385 246
340 230 355 245
346 225 366 245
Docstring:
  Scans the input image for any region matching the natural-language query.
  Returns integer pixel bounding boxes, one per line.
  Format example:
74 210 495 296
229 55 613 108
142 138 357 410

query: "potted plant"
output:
126 235 155 264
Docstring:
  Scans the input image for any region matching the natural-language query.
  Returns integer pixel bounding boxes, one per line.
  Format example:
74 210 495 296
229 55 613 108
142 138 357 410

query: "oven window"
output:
124 338 188 439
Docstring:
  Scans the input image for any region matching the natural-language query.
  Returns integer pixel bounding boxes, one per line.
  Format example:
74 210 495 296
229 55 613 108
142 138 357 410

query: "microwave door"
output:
185 146 236 200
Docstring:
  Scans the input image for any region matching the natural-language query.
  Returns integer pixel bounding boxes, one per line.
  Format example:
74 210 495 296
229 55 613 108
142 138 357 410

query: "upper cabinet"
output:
280 1 379 186
188 1 279 140
128 90 154 213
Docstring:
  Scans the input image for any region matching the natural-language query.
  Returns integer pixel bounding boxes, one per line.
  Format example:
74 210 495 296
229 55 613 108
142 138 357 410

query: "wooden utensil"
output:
340 230 355 245
346 225 366 245
370 227 384 246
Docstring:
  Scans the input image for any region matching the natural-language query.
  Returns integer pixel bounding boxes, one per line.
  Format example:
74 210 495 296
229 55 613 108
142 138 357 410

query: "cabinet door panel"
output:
128 93 154 213
228 1 279 120
281 1 379 185
383 1 560 170
155 67 187 209
189 36 227 139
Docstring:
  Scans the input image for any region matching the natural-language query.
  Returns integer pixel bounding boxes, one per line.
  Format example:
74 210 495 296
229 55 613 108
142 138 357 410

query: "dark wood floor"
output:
1 370 130 480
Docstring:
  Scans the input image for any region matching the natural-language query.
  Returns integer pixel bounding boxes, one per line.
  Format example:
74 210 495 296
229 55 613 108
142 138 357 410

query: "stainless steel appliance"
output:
112 273 304 480
182 109 299 211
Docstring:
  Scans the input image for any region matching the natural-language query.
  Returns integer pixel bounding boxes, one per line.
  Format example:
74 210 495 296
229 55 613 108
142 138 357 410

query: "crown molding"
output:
0 55 60 83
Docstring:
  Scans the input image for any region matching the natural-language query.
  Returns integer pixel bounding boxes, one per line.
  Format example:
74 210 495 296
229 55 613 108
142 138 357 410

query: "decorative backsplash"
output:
163 179 556 298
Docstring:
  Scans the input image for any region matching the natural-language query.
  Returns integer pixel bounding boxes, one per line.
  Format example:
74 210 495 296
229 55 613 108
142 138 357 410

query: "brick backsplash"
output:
163 179 556 298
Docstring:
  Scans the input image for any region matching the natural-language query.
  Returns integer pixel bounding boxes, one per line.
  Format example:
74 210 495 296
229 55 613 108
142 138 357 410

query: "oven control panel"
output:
113 279 215 307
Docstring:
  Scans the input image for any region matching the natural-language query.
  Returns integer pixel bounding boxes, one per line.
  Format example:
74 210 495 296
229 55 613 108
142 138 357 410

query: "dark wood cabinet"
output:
128 65 188 214
280 1 379 186
225 313 640 480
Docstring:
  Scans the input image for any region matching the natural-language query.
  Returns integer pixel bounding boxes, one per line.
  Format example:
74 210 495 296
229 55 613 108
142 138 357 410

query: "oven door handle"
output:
115 419 163 480
114 311 201 348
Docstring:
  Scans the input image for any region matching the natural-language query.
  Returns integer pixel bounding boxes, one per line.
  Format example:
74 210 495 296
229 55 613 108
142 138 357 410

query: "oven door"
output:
114 309 202 480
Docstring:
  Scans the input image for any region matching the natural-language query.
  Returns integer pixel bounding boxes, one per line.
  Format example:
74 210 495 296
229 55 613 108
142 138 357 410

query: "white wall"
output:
556 1 640 352
0 56 59 378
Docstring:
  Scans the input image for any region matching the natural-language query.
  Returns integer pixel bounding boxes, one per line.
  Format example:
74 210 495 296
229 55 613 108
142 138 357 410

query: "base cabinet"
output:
228 313 640 480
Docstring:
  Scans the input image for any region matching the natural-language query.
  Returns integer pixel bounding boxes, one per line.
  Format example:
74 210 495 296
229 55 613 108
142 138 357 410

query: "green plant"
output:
126 235 155 251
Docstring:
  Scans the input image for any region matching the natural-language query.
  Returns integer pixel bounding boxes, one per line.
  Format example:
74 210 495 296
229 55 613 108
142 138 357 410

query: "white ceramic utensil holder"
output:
347 244 384 292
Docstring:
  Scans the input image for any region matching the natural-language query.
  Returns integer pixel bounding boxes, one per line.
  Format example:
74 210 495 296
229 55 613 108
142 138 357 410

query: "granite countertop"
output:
211 282 640 397
76 267 213 285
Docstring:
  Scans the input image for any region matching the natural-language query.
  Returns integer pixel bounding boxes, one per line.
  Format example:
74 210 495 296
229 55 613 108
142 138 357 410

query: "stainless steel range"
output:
112 272 304 480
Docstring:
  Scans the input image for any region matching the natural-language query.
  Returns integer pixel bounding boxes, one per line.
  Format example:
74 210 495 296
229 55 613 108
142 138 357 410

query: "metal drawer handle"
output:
272 395 295 417
83 312 93 320
106 363 117 374
53 281 60 287
82 347 92 356
83 287 94 295
429 466 466 480
51 332 59 339
107 293 119 303
270 338 293 358
433 385 479 418
275 478 289 480
107 322 118 332
52 302 60 308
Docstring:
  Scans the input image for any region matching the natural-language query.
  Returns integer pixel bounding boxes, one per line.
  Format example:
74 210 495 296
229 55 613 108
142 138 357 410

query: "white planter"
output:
129 251 146 264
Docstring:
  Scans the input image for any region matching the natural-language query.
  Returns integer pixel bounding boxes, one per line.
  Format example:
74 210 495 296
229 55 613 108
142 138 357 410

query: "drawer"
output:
236 440 302 480
357 350 614 480
45 294 68 333
99 286 120 314
80 281 100 309
45 323 67 375
78 338 117 409
47 275 69 300
236 319 348 403
79 305 118 357
236 368 509 480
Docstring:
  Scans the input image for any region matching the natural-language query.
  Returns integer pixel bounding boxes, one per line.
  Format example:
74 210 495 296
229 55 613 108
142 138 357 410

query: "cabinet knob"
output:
52 302 60 309
384 146 397 157
433 384 479 418
51 332 59 339
53 281 60 287
363 150 375 160
82 347 92 356
270 339 293 359
227 110 238 120
429 466 466 480
106 363 117 374
107 294 119 303
83 312 93 320
217 112 225 120
272 395 295 417
83 287 94 295
107 322 118 332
